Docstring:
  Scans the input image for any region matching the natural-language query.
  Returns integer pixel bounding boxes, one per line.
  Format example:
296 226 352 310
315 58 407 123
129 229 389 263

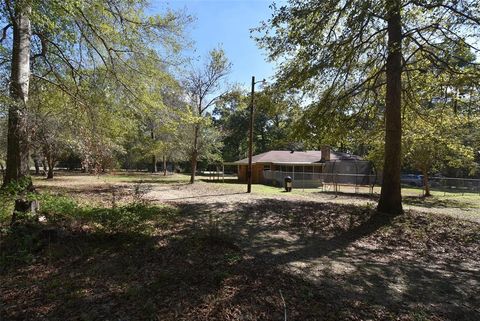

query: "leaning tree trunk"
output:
4 5 32 187
190 125 199 184
378 0 403 215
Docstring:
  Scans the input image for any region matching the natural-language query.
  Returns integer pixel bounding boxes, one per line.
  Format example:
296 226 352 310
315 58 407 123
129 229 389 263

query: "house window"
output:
264 164 271 171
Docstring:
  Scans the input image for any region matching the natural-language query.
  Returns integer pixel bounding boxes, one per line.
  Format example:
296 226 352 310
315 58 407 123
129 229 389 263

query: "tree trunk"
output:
151 129 157 173
190 125 199 184
422 170 431 197
3 4 34 223
42 158 48 176
34 157 40 175
46 154 54 179
163 155 167 176
47 166 54 179
151 155 157 173
3 4 32 188
378 0 403 215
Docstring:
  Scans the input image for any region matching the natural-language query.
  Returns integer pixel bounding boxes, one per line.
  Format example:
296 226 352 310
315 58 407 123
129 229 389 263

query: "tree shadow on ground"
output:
177 199 480 320
311 190 379 200
403 196 473 209
1 198 479 320
127 179 190 185
1 229 359 320
200 178 242 184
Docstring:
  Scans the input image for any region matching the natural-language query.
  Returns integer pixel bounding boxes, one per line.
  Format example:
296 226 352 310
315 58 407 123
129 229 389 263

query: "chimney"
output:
321 146 330 161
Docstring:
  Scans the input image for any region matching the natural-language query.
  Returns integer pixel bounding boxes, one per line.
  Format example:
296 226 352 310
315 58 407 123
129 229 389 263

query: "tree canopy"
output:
254 0 480 214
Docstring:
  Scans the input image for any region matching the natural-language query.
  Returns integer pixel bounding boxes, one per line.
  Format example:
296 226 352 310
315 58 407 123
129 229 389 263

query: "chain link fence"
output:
263 170 480 196
429 177 480 195
263 170 377 192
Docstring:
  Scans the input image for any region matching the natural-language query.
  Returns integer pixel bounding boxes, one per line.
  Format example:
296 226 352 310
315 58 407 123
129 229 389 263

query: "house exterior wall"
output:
238 165 247 182
237 164 265 183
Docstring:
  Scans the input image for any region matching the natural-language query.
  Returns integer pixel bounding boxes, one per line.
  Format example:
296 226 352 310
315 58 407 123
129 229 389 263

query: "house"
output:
229 147 375 188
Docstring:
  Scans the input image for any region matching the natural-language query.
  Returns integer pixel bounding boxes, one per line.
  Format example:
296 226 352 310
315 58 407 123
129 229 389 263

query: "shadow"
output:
403 196 472 209
177 199 392 263
152 192 246 201
126 179 190 185
1 228 356 320
312 190 379 200
175 199 479 319
2 198 479 320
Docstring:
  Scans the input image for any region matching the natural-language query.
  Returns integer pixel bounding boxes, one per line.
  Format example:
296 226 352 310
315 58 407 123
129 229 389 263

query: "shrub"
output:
78 203 179 234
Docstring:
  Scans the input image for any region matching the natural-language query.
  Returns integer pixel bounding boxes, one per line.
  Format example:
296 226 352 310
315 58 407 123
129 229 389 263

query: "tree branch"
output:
31 32 48 61
0 24 12 43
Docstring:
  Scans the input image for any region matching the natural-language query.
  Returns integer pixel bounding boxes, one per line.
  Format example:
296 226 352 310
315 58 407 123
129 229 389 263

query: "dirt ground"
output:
1 173 479 320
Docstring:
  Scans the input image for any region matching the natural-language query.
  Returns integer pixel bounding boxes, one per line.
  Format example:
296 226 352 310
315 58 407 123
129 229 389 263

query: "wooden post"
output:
222 164 225 183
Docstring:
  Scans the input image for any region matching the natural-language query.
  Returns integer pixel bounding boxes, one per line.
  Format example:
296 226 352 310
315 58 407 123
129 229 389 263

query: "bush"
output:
78 203 179 234
35 193 79 224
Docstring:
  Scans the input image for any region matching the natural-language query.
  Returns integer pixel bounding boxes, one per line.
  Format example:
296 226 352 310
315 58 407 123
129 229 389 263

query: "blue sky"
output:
152 0 280 87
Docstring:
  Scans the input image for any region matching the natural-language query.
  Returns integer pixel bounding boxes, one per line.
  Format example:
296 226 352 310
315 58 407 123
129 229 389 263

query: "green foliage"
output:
1 0 192 175
403 110 477 176
0 177 34 223
0 190 180 268
37 193 179 234
2 189 180 234
253 0 480 177
34 193 79 222
79 203 179 234
182 47 232 178
213 88 301 161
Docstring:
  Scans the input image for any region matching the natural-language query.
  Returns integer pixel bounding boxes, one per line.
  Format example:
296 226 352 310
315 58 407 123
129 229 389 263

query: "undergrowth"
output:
0 192 179 268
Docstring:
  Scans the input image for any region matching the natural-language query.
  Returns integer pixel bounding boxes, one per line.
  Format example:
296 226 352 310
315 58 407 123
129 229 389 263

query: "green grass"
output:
25 171 480 215
36 193 180 234
0 191 180 268
203 178 480 211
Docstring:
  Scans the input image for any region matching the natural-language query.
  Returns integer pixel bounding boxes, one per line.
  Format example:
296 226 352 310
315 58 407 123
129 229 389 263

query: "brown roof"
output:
232 150 361 165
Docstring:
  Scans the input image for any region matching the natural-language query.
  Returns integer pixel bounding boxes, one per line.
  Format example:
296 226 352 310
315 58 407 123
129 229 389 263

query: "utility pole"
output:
247 76 255 193
247 76 266 193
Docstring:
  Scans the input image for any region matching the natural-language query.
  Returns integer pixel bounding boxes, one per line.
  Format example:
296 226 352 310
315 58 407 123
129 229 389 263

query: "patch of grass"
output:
32 192 179 234
0 198 14 226
0 192 180 269
35 193 79 223
79 203 179 234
